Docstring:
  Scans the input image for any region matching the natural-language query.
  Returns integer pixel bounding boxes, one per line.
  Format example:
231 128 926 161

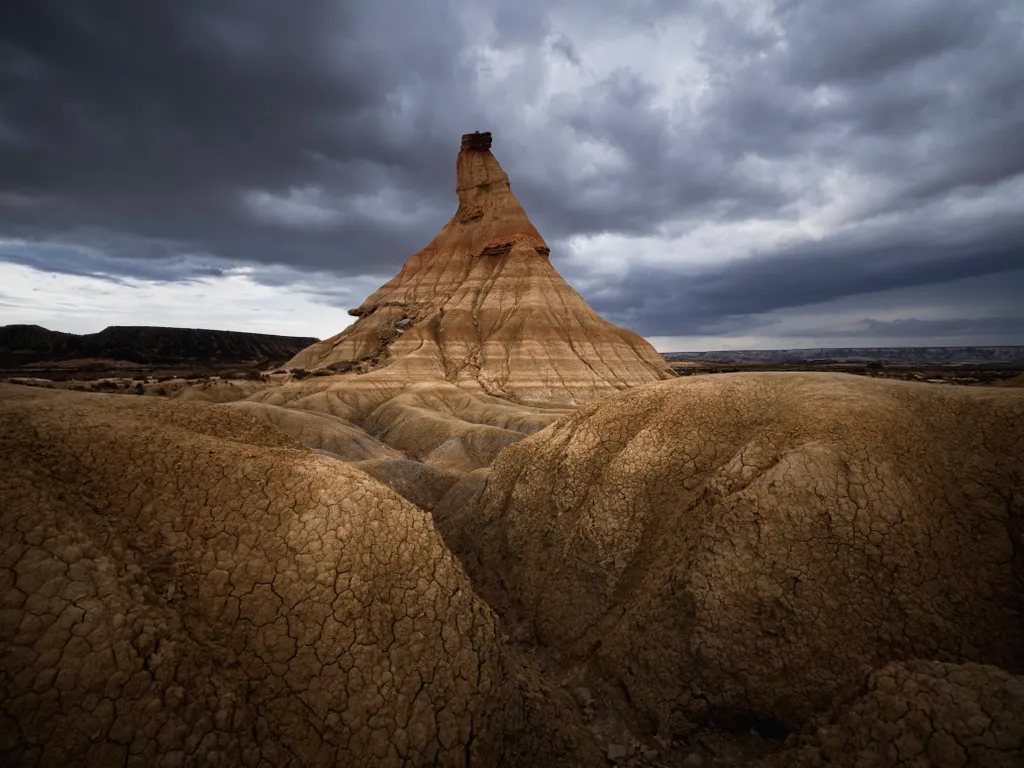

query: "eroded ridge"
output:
435 373 1024 740
0 384 598 766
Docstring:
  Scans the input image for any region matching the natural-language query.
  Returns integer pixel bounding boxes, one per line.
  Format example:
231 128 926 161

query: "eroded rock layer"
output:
435 373 1024 737
0 384 599 767
241 377 571 507
286 134 673 405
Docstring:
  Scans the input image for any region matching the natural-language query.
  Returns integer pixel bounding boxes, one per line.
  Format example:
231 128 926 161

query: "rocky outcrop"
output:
435 373 1024 737
0 384 600 766
285 133 673 405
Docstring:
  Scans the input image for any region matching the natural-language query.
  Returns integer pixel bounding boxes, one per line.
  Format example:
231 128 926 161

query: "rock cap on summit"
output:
461 131 493 150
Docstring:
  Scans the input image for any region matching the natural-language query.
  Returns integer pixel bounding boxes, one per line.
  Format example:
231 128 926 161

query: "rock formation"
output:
241 378 570 510
285 133 673 406
0 384 600 767
435 373 1024 738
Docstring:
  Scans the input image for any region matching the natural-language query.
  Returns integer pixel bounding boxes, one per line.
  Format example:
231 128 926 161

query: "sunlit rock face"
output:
285 132 673 406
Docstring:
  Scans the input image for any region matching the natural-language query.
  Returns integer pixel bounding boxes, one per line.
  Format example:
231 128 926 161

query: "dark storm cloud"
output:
776 1 990 86
0 238 228 284
549 36 582 67
0 0 473 277
800 316 1024 341
0 0 1022 342
587 209 1024 337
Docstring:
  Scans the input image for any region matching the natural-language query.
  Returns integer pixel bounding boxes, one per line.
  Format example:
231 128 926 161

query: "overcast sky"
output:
1 0 1022 350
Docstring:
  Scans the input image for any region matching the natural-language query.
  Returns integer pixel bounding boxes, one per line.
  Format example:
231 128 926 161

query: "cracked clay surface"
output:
435 373 1024 741
0 384 600 767
760 661 1024 767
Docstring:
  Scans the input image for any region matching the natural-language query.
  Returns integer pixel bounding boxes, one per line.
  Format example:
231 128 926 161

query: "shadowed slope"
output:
435 373 1024 737
0 385 599 767
285 133 673 406
760 661 1024 767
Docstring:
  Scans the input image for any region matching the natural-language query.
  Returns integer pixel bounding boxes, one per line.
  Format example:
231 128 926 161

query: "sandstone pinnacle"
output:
287 133 674 404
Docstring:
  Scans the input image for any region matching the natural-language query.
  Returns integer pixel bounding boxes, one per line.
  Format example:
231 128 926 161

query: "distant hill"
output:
0 324 318 368
663 347 1024 365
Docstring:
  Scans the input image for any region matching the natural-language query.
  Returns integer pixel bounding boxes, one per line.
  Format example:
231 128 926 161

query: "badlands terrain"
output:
2 134 1023 767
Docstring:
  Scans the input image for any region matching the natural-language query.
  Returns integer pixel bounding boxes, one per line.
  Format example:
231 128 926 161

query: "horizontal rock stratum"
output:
285 133 674 405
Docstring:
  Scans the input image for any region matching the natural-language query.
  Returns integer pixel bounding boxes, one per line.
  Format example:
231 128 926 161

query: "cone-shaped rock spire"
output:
286 133 674 404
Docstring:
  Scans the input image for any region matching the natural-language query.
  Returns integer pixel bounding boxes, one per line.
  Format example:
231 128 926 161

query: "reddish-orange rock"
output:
287 133 674 405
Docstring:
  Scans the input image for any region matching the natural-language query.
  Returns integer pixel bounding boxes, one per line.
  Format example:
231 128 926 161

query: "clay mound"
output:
247 373 402 422
169 379 271 402
351 458 460 512
0 385 599 766
435 373 1024 735
763 661 1024 767
370 380 569 433
997 372 1024 387
285 133 673 405
246 378 566 475
361 382 567 473
238 377 567 509
227 400 399 461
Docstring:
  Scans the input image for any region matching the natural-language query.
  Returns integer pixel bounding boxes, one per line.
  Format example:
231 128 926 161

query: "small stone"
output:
607 743 629 761
682 754 704 767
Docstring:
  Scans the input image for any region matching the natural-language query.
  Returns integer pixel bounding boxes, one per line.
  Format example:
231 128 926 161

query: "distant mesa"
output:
287 132 674 405
0 324 317 368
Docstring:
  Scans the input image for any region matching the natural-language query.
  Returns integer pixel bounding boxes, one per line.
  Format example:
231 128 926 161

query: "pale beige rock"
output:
360 381 568 472
244 377 568 488
285 133 673 405
226 400 399 461
170 379 271 402
435 373 1024 736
